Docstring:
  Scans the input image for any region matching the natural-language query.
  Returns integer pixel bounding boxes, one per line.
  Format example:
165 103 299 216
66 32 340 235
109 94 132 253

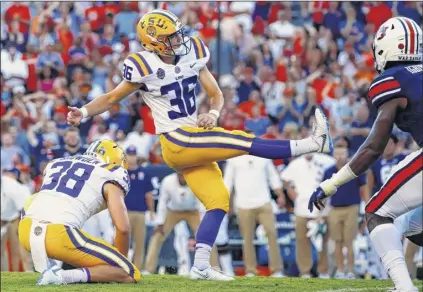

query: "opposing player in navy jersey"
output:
49 128 88 160
309 17 422 292
368 135 407 194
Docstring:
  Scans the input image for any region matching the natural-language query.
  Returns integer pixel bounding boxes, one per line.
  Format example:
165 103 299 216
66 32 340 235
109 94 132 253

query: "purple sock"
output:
196 209 226 246
249 137 292 159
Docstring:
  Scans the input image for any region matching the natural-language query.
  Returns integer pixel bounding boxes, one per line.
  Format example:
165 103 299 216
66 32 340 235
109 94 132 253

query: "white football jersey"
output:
25 155 130 229
122 36 210 134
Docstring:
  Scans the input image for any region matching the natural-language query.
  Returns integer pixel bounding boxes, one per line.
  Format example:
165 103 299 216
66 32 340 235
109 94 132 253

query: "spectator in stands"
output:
325 145 368 279
238 90 266 118
349 102 372 154
49 127 87 160
84 3 105 35
1 132 30 171
123 120 153 162
106 104 131 135
323 2 343 40
125 146 155 271
115 2 139 37
236 67 260 104
269 8 296 39
4 3 31 35
209 35 237 76
281 152 335 278
244 105 271 136
35 39 64 77
1 45 28 88
0 168 31 271
339 4 364 47
224 153 286 278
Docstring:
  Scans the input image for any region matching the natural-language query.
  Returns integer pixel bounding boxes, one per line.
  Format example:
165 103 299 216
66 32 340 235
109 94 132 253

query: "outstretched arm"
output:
67 80 141 126
309 97 407 211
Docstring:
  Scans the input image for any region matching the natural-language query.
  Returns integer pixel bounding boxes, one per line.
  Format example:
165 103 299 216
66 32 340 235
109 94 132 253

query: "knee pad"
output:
365 212 393 233
407 232 423 247
217 243 230 255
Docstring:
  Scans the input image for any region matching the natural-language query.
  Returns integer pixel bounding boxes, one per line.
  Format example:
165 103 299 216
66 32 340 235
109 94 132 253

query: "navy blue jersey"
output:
49 145 88 160
368 64 423 147
125 167 155 212
370 153 407 194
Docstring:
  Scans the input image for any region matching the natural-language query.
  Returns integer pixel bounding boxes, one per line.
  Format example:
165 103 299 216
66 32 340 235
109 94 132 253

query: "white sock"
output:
290 138 318 156
219 253 234 276
193 243 211 271
370 224 415 290
61 268 89 284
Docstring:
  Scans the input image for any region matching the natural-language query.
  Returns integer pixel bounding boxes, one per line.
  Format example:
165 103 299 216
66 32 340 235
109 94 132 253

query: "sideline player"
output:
18 140 140 285
308 17 422 292
67 9 333 281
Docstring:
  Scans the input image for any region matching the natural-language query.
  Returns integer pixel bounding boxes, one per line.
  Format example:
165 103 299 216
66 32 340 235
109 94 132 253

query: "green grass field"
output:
1 272 422 292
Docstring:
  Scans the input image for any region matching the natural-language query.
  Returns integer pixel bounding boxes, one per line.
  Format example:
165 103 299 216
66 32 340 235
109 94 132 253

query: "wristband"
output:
209 109 220 118
331 164 357 187
80 107 88 119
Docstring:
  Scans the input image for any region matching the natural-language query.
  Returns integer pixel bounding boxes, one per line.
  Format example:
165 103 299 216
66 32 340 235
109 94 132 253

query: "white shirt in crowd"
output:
280 154 335 218
155 173 201 225
224 155 282 210
269 20 296 39
122 131 154 159
1 175 31 222
1 50 28 87
261 81 285 117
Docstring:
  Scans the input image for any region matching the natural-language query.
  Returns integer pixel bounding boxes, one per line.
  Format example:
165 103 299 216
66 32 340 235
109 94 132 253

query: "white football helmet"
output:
373 17 422 72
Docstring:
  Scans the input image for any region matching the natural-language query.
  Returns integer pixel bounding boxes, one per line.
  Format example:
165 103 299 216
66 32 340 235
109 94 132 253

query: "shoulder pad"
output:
190 36 210 63
368 73 403 108
123 52 153 83
101 164 130 195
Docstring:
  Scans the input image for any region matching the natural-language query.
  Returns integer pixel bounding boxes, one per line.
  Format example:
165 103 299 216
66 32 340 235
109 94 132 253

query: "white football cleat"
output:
270 272 285 278
36 267 66 286
312 108 333 154
318 273 330 279
334 271 345 279
244 273 255 278
189 266 234 281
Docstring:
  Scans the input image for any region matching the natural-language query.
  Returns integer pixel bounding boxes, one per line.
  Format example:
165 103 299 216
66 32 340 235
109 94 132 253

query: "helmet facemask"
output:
158 27 191 56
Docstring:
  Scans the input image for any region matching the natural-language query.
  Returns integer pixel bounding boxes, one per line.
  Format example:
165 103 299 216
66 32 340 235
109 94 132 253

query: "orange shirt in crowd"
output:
57 27 74 65
104 3 121 16
139 105 156 135
85 5 105 32
4 4 31 33
311 78 339 103
366 3 392 30
22 53 38 92
312 1 329 25
276 62 288 82
238 101 266 118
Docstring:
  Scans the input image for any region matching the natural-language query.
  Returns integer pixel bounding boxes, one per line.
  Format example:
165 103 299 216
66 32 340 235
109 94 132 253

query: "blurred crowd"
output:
1 1 422 278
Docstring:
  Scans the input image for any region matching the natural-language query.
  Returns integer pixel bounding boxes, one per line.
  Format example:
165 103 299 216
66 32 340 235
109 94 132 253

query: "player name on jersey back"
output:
25 155 129 229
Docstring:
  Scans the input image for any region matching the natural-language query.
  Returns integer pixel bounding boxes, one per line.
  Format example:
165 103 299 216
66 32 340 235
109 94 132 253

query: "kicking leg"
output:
160 109 332 169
